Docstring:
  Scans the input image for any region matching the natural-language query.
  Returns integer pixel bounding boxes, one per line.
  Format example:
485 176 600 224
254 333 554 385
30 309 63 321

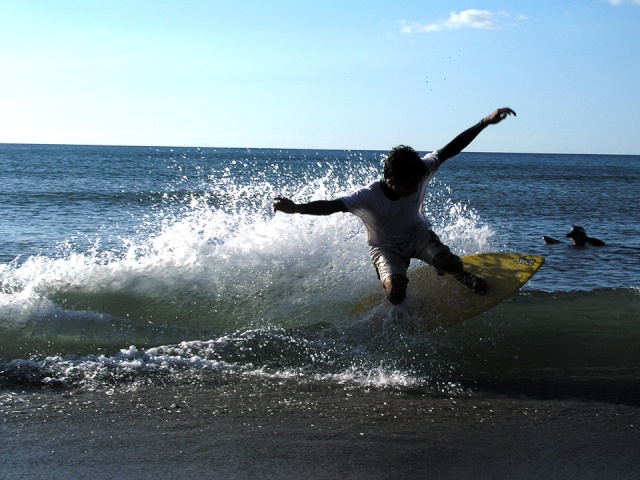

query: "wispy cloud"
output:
399 10 520 34
606 0 640 5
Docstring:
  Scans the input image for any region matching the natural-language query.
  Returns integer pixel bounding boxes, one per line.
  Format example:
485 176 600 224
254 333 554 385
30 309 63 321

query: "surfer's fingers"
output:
273 197 296 213
484 108 513 125
495 108 516 122
274 197 292 206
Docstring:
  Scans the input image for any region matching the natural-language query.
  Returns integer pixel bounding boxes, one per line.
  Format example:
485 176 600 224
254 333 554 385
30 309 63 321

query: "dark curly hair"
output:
383 145 427 182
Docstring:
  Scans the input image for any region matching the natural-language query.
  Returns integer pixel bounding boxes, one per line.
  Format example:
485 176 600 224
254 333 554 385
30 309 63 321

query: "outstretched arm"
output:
273 197 348 215
438 107 516 163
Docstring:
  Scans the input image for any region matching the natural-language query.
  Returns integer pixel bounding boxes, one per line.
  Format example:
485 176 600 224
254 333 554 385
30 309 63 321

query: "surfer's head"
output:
383 145 427 196
566 225 587 245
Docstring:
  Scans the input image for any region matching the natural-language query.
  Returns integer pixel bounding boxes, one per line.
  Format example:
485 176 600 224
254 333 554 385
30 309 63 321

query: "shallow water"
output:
1 145 638 399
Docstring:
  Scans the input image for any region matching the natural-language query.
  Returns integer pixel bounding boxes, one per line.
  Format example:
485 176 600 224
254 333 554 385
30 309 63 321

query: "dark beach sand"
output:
3 376 639 479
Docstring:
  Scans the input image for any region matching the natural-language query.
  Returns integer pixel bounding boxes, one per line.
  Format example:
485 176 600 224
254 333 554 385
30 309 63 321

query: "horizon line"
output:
0 141 638 157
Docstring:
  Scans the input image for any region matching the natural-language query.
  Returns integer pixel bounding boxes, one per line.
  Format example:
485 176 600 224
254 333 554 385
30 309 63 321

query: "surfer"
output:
273 107 516 305
542 226 605 247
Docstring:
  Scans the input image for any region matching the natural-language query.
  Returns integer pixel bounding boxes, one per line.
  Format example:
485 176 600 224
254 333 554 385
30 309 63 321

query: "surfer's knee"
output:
384 274 408 305
431 250 463 274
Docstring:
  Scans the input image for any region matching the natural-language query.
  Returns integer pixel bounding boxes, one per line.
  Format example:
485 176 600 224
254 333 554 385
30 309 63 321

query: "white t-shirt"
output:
340 151 441 248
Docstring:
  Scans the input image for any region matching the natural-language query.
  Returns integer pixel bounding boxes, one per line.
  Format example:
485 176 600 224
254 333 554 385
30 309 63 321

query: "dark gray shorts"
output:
369 226 450 283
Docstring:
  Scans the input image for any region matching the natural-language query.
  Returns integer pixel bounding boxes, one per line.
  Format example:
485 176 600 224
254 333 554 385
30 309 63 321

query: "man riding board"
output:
273 107 516 305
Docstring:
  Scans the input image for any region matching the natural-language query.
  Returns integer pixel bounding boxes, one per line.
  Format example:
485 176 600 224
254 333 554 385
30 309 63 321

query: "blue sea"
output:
2 144 639 478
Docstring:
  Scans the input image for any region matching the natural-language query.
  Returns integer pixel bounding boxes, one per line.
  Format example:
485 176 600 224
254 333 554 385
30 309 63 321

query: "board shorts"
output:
370 225 451 284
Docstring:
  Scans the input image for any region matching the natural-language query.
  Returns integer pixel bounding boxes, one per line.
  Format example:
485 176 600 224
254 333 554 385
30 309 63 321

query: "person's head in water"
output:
566 225 588 246
383 145 428 197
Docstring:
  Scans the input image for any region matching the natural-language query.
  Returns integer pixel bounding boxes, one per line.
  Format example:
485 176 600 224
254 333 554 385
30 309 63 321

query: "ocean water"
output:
0 144 639 401
2 144 639 477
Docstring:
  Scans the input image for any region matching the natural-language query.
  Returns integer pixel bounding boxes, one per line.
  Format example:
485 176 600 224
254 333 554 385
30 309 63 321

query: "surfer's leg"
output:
370 247 410 305
383 275 409 305
432 250 487 294
430 249 463 273
414 228 487 294
413 228 462 273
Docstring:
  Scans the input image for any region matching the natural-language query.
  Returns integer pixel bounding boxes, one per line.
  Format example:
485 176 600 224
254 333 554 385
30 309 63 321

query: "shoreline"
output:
3 377 639 479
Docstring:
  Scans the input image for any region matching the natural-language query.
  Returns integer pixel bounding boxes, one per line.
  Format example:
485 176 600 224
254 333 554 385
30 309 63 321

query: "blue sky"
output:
1 1 639 154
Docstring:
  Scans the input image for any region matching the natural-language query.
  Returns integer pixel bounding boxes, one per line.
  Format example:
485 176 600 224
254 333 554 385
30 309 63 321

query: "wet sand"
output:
3 377 639 479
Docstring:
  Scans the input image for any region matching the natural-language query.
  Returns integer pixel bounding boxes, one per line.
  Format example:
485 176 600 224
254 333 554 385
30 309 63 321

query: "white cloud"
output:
606 0 640 5
399 10 518 34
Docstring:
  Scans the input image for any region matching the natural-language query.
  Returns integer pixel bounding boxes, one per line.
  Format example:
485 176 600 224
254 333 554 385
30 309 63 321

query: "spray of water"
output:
1 151 495 391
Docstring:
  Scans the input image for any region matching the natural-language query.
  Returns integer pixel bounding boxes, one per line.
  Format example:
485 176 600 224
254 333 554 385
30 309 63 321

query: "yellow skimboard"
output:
349 252 544 330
